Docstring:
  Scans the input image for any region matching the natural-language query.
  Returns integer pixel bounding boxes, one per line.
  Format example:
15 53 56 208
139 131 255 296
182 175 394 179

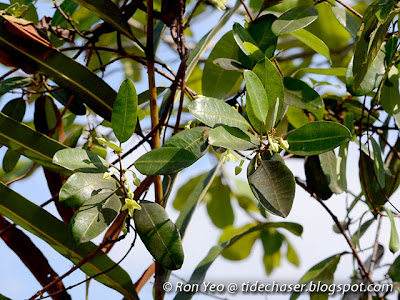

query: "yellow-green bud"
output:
235 166 242 175
279 137 289 151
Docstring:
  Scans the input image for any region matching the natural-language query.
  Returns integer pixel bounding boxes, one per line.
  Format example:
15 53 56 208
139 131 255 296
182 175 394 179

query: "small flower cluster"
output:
267 134 289 154
210 0 228 11
221 149 237 164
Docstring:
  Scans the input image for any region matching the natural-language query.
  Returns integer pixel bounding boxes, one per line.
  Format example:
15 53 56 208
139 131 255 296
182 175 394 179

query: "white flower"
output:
210 0 227 11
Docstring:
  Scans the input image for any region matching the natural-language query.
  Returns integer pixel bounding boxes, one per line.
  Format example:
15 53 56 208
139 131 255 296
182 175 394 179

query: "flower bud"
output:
235 166 242 175
279 137 289 151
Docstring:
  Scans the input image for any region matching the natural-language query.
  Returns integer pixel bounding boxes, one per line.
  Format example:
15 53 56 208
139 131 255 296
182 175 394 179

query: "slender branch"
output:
368 215 382 276
146 0 163 205
239 0 253 22
135 262 156 292
335 0 363 19
295 178 382 298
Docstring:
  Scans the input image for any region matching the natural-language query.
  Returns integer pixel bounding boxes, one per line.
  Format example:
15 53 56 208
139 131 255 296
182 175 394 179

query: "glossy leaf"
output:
53 148 109 173
346 46 386 96
250 58 284 131
71 192 121 243
305 155 333 200
233 23 257 57
0 182 138 299
0 112 69 175
2 149 20 174
246 14 278 58
380 69 400 120
52 0 79 26
175 164 222 236
371 137 386 188
319 151 343 194
112 79 138 143
331 6 359 38
283 77 323 110
60 173 117 207
0 16 116 120
174 222 302 300
272 5 318 36
389 254 400 281
1 98 25 121
208 125 259 151
188 97 251 132
383 207 399 253
287 241 300 267
0 77 31 96
244 70 268 128
219 224 259 260
290 29 330 61
213 58 244 71
247 154 295 218
206 176 234 229
50 88 87 116
72 0 136 41
286 121 351 156
202 31 242 99
300 68 347 76
290 254 342 300
133 201 184 270
163 127 210 159
134 147 197 175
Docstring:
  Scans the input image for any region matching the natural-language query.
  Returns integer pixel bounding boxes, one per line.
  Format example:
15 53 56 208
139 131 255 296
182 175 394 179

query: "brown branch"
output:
0 215 71 300
335 0 363 19
239 0 254 22
295 178 383 299
135 262 156 292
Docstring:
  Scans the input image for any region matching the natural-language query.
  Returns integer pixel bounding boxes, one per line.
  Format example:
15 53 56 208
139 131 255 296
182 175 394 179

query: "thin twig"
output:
239 0 254 22
335 0 363 19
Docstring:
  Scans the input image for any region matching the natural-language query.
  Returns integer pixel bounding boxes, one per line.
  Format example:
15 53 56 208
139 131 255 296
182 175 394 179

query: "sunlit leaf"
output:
272 5 318 36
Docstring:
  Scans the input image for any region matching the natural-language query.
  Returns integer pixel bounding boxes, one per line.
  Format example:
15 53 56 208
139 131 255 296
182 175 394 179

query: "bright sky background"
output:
0 1 399 299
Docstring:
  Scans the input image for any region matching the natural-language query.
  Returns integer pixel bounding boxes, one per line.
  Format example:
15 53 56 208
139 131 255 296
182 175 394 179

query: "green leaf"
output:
209 125 259 151
187 0 241 82
233 23 257 56
50 88 87 116
1 98 25 121
272 5 319 36
290 254 342 300
337 114 351 192
188 97 251 132
243 42 265 62
331 6 359 38
285 121 351 156
2 149 20 173
134 147 197 176
284 77 323 110
359 152 386 207
351 217 374 249
137 87 167 105
383 207 400 253
246 14 278 58
375 0 395 23
300 68 347 76
319 151 343 194
380 68 400 118
244 70 269 129
71 192 121 243
305 155 333 200
111 79 138 143
71 0 136 42
0 112 69 175
134 201 184 270
0 77 31 96
53 148 109 173
290 29 330 61
250 58 284 131
206 176 234 229
0 16 116 120
175 164 222 236
247 154 295 218
346 46 386 96
219 223 259 260
213 58 244 71
201 31 242 99
0 182 138 300
371 137 386 188
389 254 400 281
287 241 300 267
163 127 209 159
60 173 117 207
52 0 79 26
174 222 302 300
